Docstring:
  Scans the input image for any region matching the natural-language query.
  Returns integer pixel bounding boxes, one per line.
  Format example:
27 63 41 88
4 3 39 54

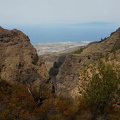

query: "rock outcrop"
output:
56 28 120 98
0 27 49 87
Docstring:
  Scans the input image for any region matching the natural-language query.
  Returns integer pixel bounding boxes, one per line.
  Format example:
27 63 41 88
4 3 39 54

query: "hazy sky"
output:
0 0 120 24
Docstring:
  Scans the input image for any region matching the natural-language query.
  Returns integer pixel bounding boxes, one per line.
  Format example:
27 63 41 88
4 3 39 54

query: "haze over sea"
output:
1 0 120 44
2 22 119 44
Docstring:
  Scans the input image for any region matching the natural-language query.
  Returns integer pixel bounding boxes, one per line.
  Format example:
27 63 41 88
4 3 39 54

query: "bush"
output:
84 62 120 118
73 48 83 54
100 37 107 42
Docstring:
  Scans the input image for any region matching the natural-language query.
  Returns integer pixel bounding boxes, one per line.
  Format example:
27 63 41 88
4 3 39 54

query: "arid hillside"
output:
56 28 120 98
0 26 120 120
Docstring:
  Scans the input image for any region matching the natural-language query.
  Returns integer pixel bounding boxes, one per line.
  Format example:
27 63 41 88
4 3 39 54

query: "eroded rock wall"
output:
0 27 49 87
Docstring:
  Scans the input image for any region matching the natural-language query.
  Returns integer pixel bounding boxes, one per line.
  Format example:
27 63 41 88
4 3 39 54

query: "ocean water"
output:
1 23 119 44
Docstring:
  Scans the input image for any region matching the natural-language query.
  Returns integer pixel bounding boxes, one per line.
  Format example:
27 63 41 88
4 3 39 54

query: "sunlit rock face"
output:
0 27 49 87
56 28 120 98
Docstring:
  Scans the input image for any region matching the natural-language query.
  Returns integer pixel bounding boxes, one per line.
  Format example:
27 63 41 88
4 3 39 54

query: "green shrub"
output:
73 48 83 54
100 37 107 42
84 62 120 118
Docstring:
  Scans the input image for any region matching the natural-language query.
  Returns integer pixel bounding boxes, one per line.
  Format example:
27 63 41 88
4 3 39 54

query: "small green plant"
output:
73 48 83 54
100 37 107 42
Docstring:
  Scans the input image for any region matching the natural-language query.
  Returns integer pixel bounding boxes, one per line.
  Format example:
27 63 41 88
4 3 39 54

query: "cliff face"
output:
0 27 49 87
56 28 120 98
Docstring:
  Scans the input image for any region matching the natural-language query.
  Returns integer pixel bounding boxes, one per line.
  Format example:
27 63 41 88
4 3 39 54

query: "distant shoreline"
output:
33 41 91 55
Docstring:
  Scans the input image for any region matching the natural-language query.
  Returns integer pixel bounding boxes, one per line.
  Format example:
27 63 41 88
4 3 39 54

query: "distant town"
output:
33 41 90 55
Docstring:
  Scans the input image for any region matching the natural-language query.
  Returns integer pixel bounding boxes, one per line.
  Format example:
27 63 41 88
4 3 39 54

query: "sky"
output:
0 0 120 24
0 0 120 44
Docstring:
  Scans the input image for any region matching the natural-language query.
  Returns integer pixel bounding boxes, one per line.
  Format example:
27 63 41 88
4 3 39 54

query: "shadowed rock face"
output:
56 28 120 98
0 27 49 86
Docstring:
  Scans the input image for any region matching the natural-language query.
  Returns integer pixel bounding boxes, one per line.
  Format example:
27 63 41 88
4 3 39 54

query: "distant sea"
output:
1 23 120 44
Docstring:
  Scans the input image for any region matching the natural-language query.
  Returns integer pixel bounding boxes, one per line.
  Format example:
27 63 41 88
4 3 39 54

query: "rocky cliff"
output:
56 28 120 98
0 27 49 87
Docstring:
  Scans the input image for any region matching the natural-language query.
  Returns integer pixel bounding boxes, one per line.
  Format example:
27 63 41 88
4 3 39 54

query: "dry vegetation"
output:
0 72 120 120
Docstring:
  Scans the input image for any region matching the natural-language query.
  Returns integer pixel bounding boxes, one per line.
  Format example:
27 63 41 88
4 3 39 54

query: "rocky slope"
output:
0 27 49 88
42 46 85 93
42 46 82 71
1 26 119 99
56 28 120 98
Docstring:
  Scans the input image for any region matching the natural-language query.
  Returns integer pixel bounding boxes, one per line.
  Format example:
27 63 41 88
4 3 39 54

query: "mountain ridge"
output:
55 27 120 98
